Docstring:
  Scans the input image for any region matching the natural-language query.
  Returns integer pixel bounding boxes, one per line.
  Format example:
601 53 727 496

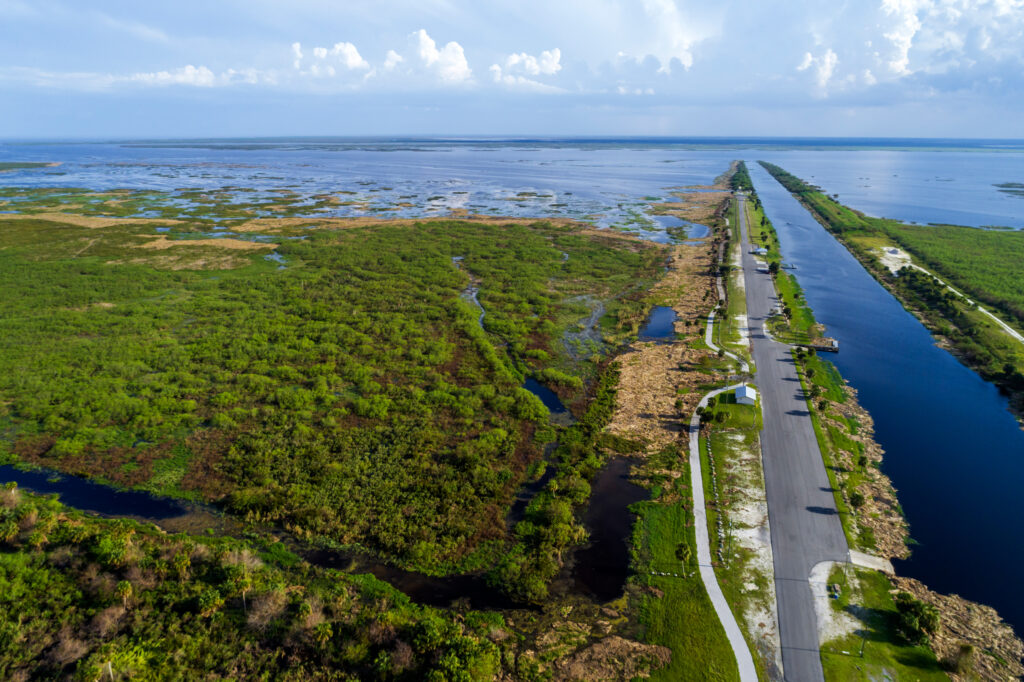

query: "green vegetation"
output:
493 364 629 601
730 162 753 193
701 391 774 679
0 190 662 595
821 567 946 681
0 486 503 681
631 450 740 682
0 162 53 172
759 161 1024 408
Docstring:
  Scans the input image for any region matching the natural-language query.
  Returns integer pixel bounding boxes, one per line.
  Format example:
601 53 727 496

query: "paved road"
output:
737 193 849 681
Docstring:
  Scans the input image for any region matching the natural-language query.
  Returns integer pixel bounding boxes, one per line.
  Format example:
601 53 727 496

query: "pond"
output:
638 305 677 342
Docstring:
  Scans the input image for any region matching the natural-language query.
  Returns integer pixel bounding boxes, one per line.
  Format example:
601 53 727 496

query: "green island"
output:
759 161 1024 415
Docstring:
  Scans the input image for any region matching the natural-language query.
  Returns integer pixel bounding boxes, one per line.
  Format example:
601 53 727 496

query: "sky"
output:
1 0 1023 138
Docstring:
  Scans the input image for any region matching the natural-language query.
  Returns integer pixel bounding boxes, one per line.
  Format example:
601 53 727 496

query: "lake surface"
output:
748 161 1024 632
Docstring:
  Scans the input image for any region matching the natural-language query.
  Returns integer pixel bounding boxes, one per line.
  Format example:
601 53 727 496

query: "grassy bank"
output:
631 448 740 682
821 567 946 681
701 389 776 679
759 161 1024 413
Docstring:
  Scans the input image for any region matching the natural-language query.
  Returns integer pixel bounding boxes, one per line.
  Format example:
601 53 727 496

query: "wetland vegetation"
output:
0 187 664 599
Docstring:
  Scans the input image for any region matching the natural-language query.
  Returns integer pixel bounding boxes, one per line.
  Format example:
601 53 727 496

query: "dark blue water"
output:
639 306 678 342
748 161 1024 632
522 378 568 414
0 464 187 518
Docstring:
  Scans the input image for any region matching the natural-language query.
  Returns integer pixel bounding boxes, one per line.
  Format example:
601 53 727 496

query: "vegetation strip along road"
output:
687 383 759 681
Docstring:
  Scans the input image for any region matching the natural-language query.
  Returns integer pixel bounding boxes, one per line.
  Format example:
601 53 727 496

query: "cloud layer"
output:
1 0 1023 135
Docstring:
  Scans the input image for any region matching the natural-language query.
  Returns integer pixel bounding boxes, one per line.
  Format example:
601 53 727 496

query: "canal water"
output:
748 161 1024 632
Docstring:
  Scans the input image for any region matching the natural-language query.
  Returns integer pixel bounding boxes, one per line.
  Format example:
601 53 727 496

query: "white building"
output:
736 385 757 405
753 247 769 256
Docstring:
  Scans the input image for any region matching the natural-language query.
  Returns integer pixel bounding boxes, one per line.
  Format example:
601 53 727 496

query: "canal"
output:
748 160 1024 631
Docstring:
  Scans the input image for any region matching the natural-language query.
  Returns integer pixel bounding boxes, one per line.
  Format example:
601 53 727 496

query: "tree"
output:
849 491 865 509
894 592 940 645
117 581 133 610
173 552 191 582
768 261 780 275
314 622 334 648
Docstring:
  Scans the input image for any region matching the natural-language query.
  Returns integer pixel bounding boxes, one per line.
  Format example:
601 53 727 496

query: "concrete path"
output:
689 383 759 682
737 193 849 682
705 310 751 374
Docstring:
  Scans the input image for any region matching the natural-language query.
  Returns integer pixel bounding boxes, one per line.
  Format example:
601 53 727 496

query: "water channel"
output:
748 160 1024 631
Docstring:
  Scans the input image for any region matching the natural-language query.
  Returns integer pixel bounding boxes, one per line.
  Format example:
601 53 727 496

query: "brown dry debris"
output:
608 235 719 454
549 636 672 682
136 235 277 251
0 212 182 229
825 392 910 561
654 191 732 223
893 576 1024 681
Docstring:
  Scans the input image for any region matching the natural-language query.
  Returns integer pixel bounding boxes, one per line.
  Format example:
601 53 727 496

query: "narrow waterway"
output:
748 161 1024 632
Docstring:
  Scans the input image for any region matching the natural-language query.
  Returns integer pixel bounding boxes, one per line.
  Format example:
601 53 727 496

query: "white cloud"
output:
797 48 838 90
329 42 370 70
489 47 563 91
412 29 472 83
291 42 303 70
882 0 926 74
130 65 216 87
505 48 562 76
384 49 404 70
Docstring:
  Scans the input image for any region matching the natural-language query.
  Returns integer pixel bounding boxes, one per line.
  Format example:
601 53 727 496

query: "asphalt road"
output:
737 193 849 681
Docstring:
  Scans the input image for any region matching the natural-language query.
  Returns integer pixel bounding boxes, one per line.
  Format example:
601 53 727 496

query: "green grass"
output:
700 385 771 679
821 568 947 681
632 472 740 682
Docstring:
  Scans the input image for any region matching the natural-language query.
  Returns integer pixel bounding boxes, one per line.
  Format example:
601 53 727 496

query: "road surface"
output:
737 193 849 681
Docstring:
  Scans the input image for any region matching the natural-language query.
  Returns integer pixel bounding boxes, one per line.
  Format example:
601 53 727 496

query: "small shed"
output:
736 385 757 405
753 247 769 256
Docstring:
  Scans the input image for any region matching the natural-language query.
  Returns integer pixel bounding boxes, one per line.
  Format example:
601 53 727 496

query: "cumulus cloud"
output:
489 48 563 91
797 48 838 90
882 0 926 74
130 64 216 87
383 49 404 70
291 42 303 70
412 29 472 83
505 48 562 76
328 42 370 70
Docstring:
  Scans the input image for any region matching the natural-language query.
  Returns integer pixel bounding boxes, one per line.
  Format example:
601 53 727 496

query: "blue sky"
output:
2 0 1023 138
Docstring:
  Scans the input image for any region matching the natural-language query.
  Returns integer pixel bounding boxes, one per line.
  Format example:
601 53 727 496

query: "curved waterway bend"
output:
748 161 1024 632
